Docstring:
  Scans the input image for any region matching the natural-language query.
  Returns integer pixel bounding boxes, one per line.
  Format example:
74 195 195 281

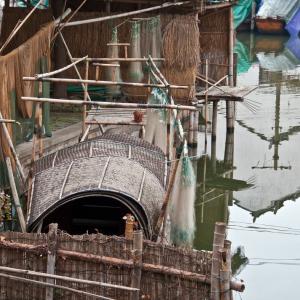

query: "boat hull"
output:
255 17 287 35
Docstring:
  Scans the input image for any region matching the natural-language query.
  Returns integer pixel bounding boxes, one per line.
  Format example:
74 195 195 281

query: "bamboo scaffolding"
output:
0 266 138 291
63 1 190 27
23 77 189 90
21 97 199 111
196 75 228 95
0 273 114 300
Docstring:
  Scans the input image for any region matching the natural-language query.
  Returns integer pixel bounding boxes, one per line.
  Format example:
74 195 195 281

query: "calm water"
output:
194 33 300 300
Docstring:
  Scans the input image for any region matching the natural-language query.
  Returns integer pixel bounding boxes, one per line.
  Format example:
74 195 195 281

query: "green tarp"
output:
233 0 254 29
234 39 251 74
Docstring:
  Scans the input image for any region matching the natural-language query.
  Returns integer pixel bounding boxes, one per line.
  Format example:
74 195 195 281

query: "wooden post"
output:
211 222 226 300
37 81 43 157
45 223 58 300
5 157 26 233
131 230 143 300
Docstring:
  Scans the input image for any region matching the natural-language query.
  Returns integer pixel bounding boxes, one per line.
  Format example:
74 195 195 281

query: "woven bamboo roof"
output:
28 133 167 237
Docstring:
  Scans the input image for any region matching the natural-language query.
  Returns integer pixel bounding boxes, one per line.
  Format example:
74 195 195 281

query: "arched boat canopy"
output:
28 134 167 239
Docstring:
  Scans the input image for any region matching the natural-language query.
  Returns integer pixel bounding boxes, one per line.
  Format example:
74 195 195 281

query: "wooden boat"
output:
255 17 287 35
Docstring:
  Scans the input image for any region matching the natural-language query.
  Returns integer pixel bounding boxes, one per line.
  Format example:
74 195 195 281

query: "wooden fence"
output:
0 223 244 300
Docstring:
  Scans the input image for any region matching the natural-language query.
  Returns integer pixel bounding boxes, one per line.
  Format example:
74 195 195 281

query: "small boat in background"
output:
255 17 287 35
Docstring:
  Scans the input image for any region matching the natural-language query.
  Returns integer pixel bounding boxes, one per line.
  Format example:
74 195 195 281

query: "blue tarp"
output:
286 8 300 36
286 36 300 59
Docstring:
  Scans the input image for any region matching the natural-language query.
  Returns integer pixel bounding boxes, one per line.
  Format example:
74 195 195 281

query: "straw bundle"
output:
162 15 200 70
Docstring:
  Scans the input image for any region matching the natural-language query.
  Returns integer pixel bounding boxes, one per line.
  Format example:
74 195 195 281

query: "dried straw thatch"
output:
162 15 200 70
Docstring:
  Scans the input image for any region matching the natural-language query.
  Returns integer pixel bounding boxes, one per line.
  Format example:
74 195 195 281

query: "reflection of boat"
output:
255 17 287 34
254 35 287 53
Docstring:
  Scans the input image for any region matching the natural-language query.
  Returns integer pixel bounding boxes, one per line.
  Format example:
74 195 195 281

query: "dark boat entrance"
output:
41 192 149 236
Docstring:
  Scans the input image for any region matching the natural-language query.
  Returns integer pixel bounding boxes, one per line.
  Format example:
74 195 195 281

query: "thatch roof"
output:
28 133 166 238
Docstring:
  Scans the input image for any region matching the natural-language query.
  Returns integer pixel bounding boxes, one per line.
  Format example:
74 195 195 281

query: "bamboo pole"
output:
82 59 89 135
23 76 189 90
131 230 143 300
86 121 145 126
153 158 180 241
0 273 114 300
0 266 138 291
0 111 26 184
63 1 190 27
5 157 26 233
35 56 88 79
21 97 199 111
227 5 235 133
211 222 226 300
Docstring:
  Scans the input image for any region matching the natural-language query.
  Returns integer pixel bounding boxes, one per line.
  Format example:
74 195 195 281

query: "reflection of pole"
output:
251 1 256 31
224 132 234 209
211 101 218 174
273 82 281 170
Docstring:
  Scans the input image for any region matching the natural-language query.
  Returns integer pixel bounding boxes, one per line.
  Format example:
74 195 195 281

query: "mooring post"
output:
219 240 232 300
211 222 226 300
131 230 143 300
45 223 58 300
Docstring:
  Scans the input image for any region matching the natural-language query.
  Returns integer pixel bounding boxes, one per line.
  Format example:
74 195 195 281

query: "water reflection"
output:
195 32 300 299
194 132 253 251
